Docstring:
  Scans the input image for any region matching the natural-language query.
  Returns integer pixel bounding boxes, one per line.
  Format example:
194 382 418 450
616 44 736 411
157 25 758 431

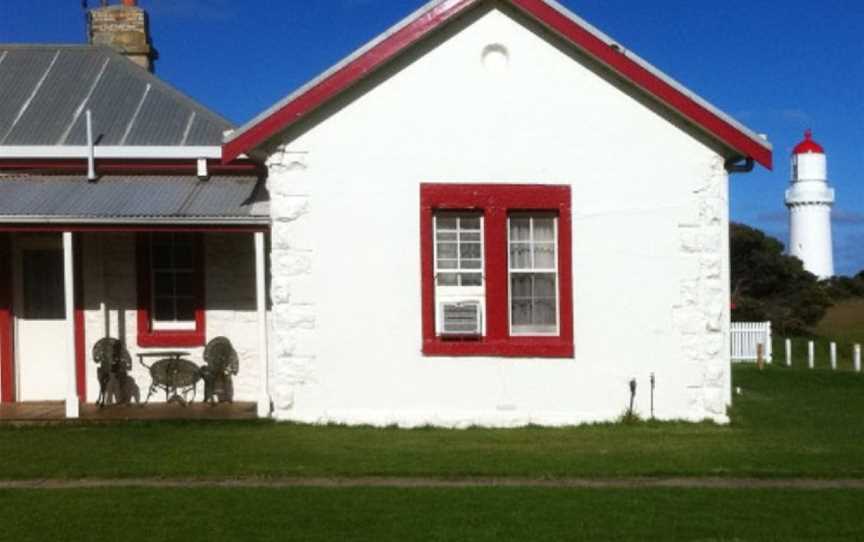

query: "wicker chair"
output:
92 338 138 407
201 337 239 403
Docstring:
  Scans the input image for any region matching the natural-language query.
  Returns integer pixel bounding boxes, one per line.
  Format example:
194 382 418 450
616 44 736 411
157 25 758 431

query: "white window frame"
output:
433 212 486 336
507 213 560 337
150 234 197 332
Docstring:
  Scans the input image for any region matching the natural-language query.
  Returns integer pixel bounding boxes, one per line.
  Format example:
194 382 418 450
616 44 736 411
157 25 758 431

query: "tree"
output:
730 223 832 334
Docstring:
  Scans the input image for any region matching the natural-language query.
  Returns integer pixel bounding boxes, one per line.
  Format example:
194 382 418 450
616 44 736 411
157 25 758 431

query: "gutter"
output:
0 146 249 160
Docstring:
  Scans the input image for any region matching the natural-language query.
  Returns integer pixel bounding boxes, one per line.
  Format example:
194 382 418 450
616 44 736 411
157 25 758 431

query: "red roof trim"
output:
222 0 772 170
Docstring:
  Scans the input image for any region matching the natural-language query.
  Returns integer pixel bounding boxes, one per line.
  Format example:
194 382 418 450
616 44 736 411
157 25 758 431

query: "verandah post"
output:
255 231 271 418
855 345 861 373
808 341 815 369
63 231 80 418
830 342 837 370
785 338 792 367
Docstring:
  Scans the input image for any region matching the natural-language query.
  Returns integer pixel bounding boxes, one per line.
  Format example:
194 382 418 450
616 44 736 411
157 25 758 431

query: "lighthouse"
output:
785 130 835 278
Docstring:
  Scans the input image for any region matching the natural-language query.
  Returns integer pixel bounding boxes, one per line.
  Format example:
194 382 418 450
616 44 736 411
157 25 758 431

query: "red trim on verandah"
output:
0 225 267 234
222 0 772 169
0 159 263 175
0 234 14 402
74 233 86 401
136 233 207 348
420 183 574 358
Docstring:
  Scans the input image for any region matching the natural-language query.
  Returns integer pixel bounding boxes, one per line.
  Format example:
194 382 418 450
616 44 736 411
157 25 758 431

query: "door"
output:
13 235 67 401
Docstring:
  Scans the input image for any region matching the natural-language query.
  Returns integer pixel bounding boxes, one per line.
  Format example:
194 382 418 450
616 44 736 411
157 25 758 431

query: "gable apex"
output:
223 0 773 170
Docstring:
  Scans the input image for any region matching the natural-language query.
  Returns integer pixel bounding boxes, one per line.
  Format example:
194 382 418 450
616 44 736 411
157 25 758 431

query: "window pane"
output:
511 274 532 298
461 259 482 269
533 242 556 269
436 216 458 230
460 243 481 260
175 298 196 322
436 231 457 242
151 245 173 269
461 273 482 286
437 259 458 270
534 274 556 297
511 272 558 334
173 246 194 270
437 273 458 286
460 231 481 242
460 216 481 230
153 297 175 322
510 243 531 269
174 272 195 297
511 300 532 326
510 218 531 241
437 243 458 259
153 272 174 297
534 218 555 241
533 299 557 327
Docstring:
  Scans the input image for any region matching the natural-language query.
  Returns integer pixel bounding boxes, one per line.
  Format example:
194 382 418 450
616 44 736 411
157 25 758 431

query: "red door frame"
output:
0 234 13 403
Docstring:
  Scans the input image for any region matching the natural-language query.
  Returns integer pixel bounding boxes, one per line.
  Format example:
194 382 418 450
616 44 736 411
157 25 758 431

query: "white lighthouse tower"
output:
785 130 835 278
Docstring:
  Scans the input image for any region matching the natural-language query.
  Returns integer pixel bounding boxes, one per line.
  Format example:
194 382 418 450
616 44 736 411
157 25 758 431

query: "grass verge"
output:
1 487 862 541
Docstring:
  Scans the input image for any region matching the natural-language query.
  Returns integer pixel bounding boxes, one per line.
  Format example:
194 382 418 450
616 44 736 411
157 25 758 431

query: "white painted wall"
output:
80 232 264 404
264 5 731 426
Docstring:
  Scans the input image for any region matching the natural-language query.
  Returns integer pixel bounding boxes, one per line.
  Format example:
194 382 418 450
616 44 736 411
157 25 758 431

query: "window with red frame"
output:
137 233 205 347
421 184 573 358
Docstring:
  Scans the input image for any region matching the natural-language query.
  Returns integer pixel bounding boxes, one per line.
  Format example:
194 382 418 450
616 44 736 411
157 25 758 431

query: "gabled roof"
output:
0 45 232 147
222 0 773 169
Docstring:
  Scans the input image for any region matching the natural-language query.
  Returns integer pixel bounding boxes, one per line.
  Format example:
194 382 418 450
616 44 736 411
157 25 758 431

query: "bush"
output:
730 223 832 334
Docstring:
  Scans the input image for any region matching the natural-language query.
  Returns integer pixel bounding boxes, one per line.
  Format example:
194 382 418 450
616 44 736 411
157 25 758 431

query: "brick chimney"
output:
88 0 156 71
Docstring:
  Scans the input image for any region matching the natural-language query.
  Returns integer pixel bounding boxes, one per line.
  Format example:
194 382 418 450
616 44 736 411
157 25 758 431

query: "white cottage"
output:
222 0 773 426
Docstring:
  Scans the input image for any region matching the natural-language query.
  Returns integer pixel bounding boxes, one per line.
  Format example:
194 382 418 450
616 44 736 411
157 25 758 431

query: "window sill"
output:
138 329 206 348
423 338 573 358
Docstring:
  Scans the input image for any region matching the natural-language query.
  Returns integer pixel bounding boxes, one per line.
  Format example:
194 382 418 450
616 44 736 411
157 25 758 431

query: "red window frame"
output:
421 183 574 358
136 233 206 348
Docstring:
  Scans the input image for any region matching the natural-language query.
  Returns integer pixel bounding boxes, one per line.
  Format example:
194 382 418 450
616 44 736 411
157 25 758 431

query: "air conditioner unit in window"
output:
440 301 482 336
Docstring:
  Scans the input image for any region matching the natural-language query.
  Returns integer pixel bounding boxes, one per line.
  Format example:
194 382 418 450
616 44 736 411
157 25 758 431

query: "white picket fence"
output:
731 322 773 363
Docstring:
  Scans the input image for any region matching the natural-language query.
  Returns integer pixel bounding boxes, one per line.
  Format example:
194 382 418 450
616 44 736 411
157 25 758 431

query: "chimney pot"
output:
122 0 137 6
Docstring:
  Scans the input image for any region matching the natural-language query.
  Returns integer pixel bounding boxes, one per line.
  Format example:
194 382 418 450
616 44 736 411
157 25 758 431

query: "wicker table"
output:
137 351 201 406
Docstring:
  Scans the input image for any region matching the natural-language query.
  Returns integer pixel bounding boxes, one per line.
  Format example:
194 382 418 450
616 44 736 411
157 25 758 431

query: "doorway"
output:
13 234 67 401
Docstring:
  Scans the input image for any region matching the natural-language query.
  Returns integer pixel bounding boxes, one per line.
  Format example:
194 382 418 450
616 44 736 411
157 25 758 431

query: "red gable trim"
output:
223 0 772 170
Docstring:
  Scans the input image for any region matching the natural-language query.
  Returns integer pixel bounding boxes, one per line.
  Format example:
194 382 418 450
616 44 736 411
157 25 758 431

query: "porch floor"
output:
0 402 258 422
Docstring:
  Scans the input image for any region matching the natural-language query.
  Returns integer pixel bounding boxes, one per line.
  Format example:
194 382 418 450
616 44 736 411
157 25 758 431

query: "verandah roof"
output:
0 174 268 224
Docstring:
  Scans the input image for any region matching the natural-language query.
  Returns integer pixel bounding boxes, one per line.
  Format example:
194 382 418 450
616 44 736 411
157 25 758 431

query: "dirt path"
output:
2 477 864 490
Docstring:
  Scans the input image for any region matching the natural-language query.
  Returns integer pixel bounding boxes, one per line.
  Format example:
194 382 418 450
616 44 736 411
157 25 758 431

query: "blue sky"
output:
2 0 862 274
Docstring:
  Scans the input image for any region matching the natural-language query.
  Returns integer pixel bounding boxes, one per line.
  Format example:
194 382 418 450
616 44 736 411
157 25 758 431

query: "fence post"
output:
757 343 764 370
766 322 772 363
808 341 815 369
855 345 861 373
785 339 792 367
830 342 837 370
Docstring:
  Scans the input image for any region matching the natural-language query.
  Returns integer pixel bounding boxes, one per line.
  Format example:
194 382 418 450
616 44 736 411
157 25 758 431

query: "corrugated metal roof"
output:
0 45 232 147
0 174 268 222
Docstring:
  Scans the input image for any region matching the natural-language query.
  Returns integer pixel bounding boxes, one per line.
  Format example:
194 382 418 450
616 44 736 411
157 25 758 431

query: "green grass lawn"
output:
2 487 862 541
1 365 864 480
